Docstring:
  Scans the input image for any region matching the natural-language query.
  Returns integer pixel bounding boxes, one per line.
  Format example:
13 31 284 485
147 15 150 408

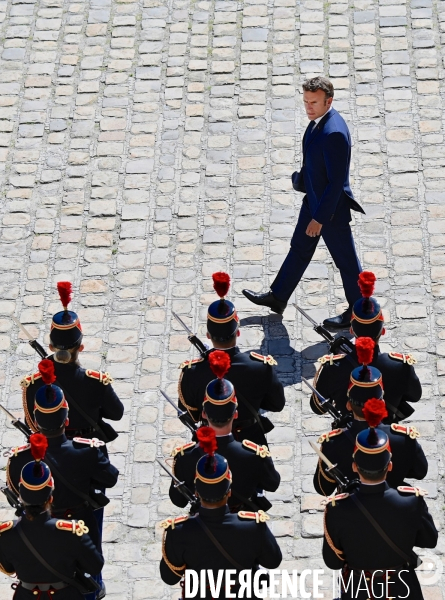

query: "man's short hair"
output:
355 464 389 482
302 76 334 99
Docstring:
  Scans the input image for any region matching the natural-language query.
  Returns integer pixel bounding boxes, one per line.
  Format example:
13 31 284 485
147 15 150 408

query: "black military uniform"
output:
178 272 285 446
0 453 103 599
322 422 437 599
160 446 282 600
22 283 124 443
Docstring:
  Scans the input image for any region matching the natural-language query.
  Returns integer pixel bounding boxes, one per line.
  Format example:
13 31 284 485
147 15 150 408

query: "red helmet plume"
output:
356 337 375 366
358 272 376 299
196 426 217 456
208 351 231 380
29 433 48 462
57 281 72 309
363 399 388 428
38 359 56 385
212 272 230 299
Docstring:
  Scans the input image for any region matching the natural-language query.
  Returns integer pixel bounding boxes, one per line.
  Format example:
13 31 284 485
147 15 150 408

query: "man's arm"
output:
414 498 438 549
402 365 422 404
259 367 285 413
160 529 185 585
406 440 428 481
90 448 119 488
100 384 124 421
76 532 105 575
168 454 193 508
313 457 337 497
313 132 350 225
257 524 282 569
259 456 281 493
322 504 346 570
178 369 202 422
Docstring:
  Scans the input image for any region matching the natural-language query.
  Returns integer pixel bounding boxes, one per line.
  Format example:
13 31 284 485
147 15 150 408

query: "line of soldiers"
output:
159 271 439 599
0 282 124 599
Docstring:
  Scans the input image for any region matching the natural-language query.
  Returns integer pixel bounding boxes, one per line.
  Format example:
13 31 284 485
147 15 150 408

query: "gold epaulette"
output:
20 372 42 389
159 515 189 530
317 428 343 444
250 352 277 366
72 437 105 448
397 486 427 497
179 358 204 370
242 439 271 458
388 352 417 366
4 443 31 459
171 441 196 457
56 519 89 536
317 354 346 366
321 493 349 507
238 510 269 523
391 424 420 439
85 370 113 385
0 521 13 534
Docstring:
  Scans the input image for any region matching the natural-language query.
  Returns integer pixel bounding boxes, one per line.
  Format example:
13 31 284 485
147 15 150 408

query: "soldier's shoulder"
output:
72 437 106 449
55 519 89 536
316 353 347 366
397 486 428 497
317 428 344 444
386 352 417 366
321 493 350 507
390 424 420 439
179 357 205 371
241 439 271 458
5 443 31 459
159 515 190 530
85 369 114 385
171 441 197 458
20 371 42 389
237 510 270 523
249 352 277 366
0 520 15 535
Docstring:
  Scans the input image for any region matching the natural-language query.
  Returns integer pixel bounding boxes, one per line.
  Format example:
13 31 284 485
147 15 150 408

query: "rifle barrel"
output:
172 311 194 336
309 440 335 470
160 390 180 414
301 376 326 404
12 316 35 341
0 403 19 422
295 305 318 327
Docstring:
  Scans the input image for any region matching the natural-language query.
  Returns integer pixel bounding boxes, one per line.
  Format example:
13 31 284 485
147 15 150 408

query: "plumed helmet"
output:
348 338 383 406
203 351 237 422
351 272 384 339
207 273 239 342
50 282 83 350
195 427 232 502
34 360 69 430
19 434 54 505
353 400 391 473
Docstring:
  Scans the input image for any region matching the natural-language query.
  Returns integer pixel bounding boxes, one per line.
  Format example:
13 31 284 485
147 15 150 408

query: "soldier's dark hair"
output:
24 500 52 521
302 77 334 99
207 416 233 428
53 343 82 365
208 332 238 344
355 464 389 482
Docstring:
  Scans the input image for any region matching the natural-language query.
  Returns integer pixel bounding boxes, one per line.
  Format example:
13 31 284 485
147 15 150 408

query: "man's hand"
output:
306 219 323 237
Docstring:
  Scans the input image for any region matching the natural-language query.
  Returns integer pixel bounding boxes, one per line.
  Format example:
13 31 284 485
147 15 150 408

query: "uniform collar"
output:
46 433 67 446
357 481 388 494
215 433 235 447
198 504 229 521
22 511 51 524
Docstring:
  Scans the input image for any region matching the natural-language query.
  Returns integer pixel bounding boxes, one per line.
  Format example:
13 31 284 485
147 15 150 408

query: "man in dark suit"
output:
243 77 364 329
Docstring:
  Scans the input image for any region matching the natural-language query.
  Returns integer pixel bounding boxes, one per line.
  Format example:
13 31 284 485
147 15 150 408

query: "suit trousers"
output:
270 201 362 306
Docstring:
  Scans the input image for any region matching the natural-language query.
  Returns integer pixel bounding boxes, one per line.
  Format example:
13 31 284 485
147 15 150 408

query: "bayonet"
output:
0 404 32 438
160 390 198 436
309 441 359 493
156 458 200 514
171 311 209 358
11 317 48 359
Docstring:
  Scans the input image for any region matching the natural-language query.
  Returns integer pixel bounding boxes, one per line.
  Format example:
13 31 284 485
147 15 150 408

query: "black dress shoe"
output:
242 290 287 315
323 309 352 330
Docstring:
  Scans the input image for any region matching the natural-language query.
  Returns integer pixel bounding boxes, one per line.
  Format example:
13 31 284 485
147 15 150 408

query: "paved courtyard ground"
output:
0 0 444 597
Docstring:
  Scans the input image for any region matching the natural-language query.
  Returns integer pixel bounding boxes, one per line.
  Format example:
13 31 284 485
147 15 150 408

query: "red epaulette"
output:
388 352 417 366
0 521 13 534
72 437 105 448
242 439 271 458
179 358 204 370
85 370 113 385
250 352 277 366
56 519 89 536
238 510 269 523
321 493 349 507
317 428 343 444
397 486 427 497
171 441 196 457
317 354 346 365
391 424 420 439
4 443 31 459
159 515 189 529
20 372 42 389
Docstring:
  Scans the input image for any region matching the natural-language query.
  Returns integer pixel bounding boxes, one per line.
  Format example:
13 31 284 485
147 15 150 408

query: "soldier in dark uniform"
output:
322 421 437 599
22 282 124 444
0 451 103 599
170 351 280 512
7 360 118 600
160 445 282 599
178 273 285 446
313 389 428 496
311 271 421 422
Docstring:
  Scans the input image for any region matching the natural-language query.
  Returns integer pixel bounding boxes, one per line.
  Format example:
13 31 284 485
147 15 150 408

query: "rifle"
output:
156 458 200 515
0 404 32 438
295 305 355 355
309 441 359 494
301 377 352 429
172 311 209 359
12 316 48 359
1 486 24 516
160 390 198 437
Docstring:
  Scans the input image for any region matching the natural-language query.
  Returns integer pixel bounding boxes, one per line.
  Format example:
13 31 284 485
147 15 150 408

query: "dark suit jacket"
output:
292 108 364 224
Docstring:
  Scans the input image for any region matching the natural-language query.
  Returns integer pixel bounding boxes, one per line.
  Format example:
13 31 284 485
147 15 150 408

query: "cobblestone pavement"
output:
0 0 444 596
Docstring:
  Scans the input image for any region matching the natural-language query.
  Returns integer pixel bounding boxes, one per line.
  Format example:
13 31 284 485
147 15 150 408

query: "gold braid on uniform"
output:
318 458 336 495
162 530 186 576
0 562 15 576
323 508 344 561
6 464 18 496
311 369 325 415
22 389 38 433
177 371 199 422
